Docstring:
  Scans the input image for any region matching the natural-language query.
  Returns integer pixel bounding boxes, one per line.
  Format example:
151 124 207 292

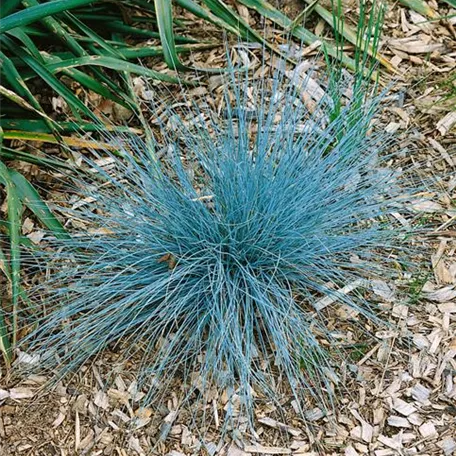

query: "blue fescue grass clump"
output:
21 62 413 424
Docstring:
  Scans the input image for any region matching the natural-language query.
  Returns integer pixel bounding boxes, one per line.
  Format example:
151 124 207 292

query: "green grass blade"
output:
0 84 54 122
62 67 129 106
0 247 13 365
302 0 395 72
17 56 95 121
398 0 438 18
102 21 198 44
287 0 319 31
0 49 37 98
0 162 22 348
154 0 230 72
6 27 44 62
0 0 22 18
63 13 125 58
0 0 95 33
202 0 289 60
0 49 57 133
175 0 239 35
17 2 131 103
0 145 73 169
237 0 362 74
42 54 130 107
0 222 34 248
3 130 129 150
43 55 191 84
62 13 141 104
117 42 218 59
8 170 70 239
4 37 99 121
20 0 86 56
0 118 139 134
155 0 191 71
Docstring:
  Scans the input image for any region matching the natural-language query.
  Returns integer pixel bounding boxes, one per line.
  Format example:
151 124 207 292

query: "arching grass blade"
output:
0 0 95 33
0 162 22 348
8 170 70 240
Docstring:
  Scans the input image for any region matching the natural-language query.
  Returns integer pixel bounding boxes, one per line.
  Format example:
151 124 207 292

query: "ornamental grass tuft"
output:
20 61 415 426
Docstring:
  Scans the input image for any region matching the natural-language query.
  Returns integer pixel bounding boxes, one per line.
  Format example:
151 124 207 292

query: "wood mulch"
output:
1 1 455 455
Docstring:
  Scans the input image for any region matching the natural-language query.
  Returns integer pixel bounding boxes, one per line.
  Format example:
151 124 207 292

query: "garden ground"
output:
0 1 455 454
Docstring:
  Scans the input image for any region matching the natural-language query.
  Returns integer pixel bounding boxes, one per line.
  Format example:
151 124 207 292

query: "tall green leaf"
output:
9 170 70 239
0 161 22 348
0 0 95 33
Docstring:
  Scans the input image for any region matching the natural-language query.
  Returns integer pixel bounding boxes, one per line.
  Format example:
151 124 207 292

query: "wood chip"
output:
438 437 456 455
52 411 66 428
424 286 456 302
0 390 9 401
350 409 374 443
227 445 248 456
75 410 80 451
244 445 291 454
436 111 456 136
377 434 402 451
304 407 324 422
410 383 431 403
429 138 456 167
438 302 456 313
314 279 369 310
371 280 396 302
410 199 443 213
9 388 34 400
387 416 410 428
388 38 445 54
257 417 302 437
392 398 417 416
345 446 360 456
128 436 145 455
93 390 109 410
418 421 438 439
407 413 424 426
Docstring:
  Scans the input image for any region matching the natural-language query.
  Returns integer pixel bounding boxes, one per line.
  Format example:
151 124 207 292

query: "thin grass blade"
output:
8 170 70 239
155 0 192 71
2 130 120 150
0 0 95 33
175 0 239 35
302 0 396 72
0 49 57 134
398 0 438 18
0 145 73 169
20 0 86 57
2 36 98 121
0 85 54 122
0 162 22 348
0 247 13 365
237 0 361 73
116 42 218 59
202 0 289 60
0 118 140 134
43 55 191 84
1 0 22 18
